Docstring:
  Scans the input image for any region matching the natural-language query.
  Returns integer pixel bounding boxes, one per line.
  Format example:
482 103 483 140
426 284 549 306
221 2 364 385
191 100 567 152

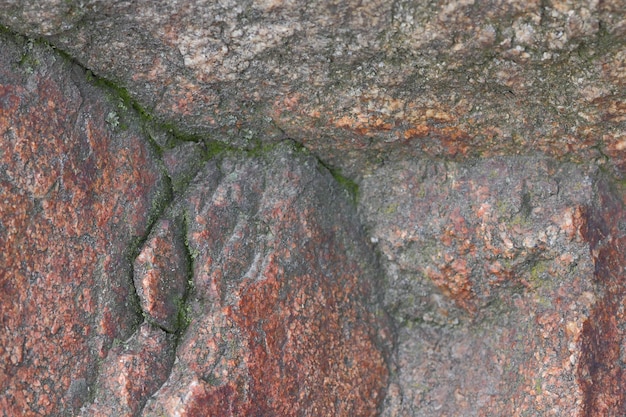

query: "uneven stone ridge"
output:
80 144 394 416
2 1 626 416
139 145 392 416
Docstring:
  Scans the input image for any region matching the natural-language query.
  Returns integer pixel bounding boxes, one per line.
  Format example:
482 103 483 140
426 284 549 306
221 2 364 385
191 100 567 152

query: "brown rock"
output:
0 31 392 415
133 213 189 333
142 144 393 416
578 178 626 416
81 323 176 417
3 1 626 416
0 33 167 415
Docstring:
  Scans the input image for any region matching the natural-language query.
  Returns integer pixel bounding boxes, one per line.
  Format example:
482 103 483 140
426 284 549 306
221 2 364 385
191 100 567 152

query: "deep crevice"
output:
177 207 196 338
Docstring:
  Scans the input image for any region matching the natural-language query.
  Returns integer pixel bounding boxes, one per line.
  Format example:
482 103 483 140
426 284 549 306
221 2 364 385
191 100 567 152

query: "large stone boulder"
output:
2 0 626 416
0 33 392 416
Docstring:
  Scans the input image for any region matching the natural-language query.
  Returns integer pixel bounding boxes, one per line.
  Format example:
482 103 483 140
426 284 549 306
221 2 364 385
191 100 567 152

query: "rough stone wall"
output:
1 1 626 416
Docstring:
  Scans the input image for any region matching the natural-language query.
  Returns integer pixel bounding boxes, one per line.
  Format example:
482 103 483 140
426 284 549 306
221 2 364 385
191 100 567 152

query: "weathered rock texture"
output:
140 145 392 416
0 31 167 415
0 32 392 416
578 178 626 417
1 0 625 178
361 157 598 415
2 0 626 416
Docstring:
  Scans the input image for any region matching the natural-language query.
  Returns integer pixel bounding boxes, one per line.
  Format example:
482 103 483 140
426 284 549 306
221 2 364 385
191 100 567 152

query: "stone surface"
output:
133 213 189 333
360 157 594 322
578 178 626 417
142 144 393 416
361 156 599 415
2 1 626 416
1 0 625 178
81 323 176 417
0 32 393 416
0 32 167 415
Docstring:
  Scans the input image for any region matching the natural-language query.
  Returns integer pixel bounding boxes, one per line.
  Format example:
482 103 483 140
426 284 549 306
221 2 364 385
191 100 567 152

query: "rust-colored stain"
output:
577 179 626 417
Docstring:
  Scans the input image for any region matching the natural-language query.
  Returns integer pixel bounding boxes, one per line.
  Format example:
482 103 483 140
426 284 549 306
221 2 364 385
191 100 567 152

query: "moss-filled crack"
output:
176 207 196 337
0 25 372 343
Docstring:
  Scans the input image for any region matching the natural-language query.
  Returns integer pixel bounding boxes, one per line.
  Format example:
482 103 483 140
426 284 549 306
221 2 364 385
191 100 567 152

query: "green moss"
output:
528 260 550 290
333 170 359 205
175 209 197 338
384 203 398 215
175 295 193 333
203 139 240 161
17 40 39 74
534 378 542 395
509 213 526 227
317 162 359 206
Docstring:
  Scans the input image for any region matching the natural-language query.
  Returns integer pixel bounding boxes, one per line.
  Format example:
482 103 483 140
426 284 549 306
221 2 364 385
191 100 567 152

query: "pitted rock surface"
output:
2 2 626 417
360 157 594 321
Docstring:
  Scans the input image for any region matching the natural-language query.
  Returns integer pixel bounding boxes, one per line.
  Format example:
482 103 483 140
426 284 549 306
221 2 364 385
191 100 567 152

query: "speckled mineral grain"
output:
0 32 167 416
2 0 626 416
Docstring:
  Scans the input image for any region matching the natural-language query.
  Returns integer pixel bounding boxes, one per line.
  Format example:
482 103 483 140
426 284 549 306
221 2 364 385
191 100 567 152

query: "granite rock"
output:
142 144 393 416
360 156 594 322
0 32 167 415
1 0 624 177
578 178 626 417
133 213 189 333
361 156 599 415
0 32 393 416
81 323 176 417
2 1 626 416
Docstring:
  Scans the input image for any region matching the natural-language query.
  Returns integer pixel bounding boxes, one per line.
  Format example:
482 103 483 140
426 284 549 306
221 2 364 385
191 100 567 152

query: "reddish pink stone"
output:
0 34 165 415
134 215 189 333
81 323 176 417
142 146 393 416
